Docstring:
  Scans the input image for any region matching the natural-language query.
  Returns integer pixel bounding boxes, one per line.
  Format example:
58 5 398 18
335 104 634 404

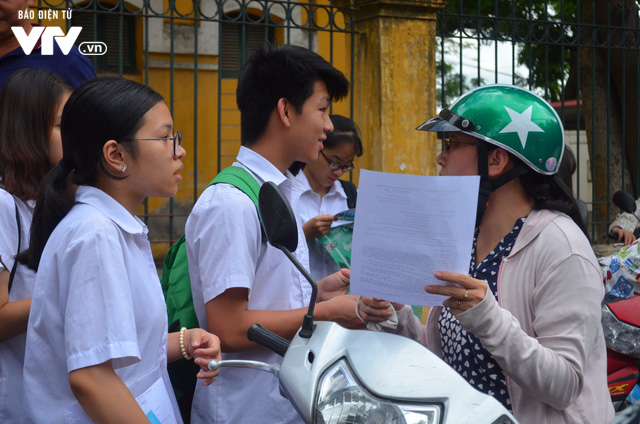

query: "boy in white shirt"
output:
185 45 363 424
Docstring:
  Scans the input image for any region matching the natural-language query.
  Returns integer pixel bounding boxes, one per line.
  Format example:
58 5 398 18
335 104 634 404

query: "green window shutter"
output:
72 5 136 74
221 13 274 78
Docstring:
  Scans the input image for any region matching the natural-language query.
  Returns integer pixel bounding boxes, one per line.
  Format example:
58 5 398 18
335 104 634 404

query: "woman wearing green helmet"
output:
358 85 614 423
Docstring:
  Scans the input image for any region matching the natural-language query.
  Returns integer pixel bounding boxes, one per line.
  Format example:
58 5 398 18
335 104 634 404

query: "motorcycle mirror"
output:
613 190 637 214
258 181 298 252
258 181 317 338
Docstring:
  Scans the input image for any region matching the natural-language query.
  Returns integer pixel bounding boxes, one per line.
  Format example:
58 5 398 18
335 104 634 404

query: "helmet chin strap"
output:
475 140 531 228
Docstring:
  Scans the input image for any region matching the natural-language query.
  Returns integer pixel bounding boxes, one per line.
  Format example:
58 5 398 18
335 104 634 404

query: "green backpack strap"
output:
161 233 197 330
161 165 264 331
160 165 265 422
210 165 260 192
211 166 265 239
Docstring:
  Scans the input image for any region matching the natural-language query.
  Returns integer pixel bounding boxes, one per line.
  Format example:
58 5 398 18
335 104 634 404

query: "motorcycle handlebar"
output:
247 324 290 357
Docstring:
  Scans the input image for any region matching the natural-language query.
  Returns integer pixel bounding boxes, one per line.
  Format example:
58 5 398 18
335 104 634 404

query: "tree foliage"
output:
436 42 484 108
437 0 640 238
438 0 578 102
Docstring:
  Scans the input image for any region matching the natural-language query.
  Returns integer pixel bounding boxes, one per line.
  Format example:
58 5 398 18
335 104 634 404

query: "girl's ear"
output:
277 97 292 128
487 147 513 178
102 140 128 175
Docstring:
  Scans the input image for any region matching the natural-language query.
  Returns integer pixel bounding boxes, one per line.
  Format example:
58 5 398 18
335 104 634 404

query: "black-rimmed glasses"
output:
124 131 183 156
320 150 354 173
442 137 476 154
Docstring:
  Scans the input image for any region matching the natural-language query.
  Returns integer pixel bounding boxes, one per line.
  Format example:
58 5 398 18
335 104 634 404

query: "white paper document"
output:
350 169 479 307
136 378 178 424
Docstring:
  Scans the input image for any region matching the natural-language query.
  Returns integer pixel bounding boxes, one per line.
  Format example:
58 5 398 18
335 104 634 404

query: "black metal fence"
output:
435 0 640 243
34 0 355 255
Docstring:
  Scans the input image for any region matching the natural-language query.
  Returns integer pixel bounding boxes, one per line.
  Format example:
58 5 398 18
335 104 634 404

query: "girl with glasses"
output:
18 77 221 423
292 114 363 281
0 69 71 422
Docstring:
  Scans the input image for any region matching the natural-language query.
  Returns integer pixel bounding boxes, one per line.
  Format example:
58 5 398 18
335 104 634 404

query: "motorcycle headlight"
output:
603 305 640 358
314 359 441 424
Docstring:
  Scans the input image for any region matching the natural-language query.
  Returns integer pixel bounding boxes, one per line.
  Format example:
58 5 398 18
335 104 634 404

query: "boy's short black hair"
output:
237 44 349 146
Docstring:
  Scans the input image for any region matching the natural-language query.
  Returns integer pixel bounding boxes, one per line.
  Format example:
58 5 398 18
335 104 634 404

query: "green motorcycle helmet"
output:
417 84 565 227
417 84 564 175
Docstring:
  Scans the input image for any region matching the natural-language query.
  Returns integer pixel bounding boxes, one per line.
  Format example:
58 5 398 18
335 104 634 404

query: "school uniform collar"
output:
235 146 292 188
75 185 148 235
294 170 347 200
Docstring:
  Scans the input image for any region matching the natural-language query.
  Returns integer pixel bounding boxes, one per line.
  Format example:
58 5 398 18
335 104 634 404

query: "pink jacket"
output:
393 210 614 424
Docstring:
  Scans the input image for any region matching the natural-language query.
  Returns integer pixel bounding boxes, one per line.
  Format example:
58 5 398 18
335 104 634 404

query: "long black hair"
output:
514 154 589 238
18 77 164 271
0 69 72 201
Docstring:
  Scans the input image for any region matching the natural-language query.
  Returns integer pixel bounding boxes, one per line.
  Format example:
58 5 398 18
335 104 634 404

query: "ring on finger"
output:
463 289 469 300
456 300 461 308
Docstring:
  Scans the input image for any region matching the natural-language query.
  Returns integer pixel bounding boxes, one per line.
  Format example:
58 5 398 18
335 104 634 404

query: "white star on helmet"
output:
498 105 544 149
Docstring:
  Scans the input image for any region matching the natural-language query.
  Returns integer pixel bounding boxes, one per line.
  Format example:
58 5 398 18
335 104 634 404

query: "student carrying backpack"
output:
160 171 358 422
160 165 264 423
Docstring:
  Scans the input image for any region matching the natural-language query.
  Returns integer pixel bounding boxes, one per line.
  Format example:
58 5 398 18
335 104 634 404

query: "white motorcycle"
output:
208 181 518 424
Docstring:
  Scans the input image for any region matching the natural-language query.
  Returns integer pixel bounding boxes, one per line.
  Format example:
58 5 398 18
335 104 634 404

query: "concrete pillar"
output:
338 0 444 177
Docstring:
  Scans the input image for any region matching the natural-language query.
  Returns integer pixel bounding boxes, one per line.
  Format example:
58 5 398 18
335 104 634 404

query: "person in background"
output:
293 114 362 281
610 200 640 245
556 145 589 231
556 145 577 191
0 69 71 422
0 0 95 88
19 77 221 423
357 85 614 423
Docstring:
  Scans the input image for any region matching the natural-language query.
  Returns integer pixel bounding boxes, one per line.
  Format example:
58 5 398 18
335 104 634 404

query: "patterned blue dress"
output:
438 217 527 411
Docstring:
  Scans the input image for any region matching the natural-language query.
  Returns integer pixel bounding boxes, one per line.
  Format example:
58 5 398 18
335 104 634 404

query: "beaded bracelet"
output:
179 327 192 360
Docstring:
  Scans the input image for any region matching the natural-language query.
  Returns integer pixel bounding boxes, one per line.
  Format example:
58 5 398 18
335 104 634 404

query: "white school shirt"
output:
22 186 181 423
0 188 35 423
293 171 349 281
186 146 311 424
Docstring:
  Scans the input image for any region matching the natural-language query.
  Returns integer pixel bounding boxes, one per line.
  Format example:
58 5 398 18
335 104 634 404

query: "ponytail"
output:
17 162 75 271
16 76 164 271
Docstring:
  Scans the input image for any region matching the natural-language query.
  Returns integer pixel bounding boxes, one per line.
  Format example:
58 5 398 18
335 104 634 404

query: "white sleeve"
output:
609 197 640 233
185 185 262 304
0 190 19 273
609 211 639 233
62 230 141 372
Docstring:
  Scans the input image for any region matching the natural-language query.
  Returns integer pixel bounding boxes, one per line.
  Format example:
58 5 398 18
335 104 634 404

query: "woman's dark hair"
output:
18 77 164 271
289 114 363 175
556 145 577 192
513 152 589 238
481 141 587 237
0 69 72 201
